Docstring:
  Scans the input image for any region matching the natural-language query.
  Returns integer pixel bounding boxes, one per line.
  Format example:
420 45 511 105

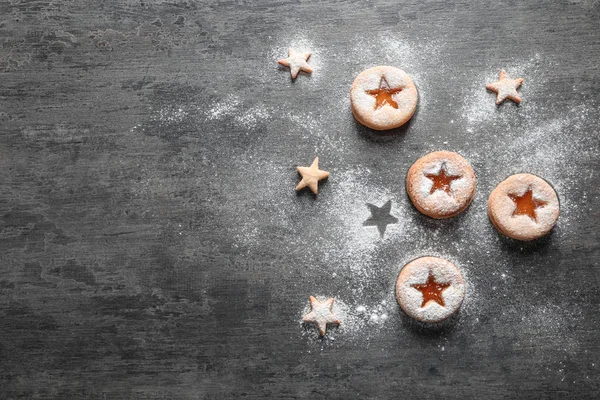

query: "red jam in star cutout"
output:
366 76 402 110
424 164 462 195
411 273 451 307
508 188 548 222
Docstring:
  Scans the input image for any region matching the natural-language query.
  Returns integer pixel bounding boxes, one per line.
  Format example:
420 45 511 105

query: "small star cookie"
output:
296 157 329 194
277 48 313 80
486 70 524 104
302 296 340 336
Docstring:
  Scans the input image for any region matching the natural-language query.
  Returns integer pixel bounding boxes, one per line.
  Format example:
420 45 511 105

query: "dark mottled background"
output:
1 1 599 399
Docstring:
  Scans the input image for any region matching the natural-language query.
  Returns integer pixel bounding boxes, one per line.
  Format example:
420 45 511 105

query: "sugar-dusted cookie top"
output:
488 173 559 241
396 256 466 323
350 66 418 131
406 151 477 219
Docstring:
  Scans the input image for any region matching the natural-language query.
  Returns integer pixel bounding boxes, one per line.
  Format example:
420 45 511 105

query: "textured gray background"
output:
1 1 599 399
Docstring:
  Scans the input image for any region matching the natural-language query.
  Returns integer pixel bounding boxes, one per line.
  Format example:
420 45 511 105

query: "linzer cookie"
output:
350 66 418 130
395 257 466 323
488 173 559 241
406 151 476 219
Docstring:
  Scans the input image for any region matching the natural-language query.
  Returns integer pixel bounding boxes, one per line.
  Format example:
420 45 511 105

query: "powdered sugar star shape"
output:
277 48 313 80
363 200 398 238
486 69 524 104
302 296 341 336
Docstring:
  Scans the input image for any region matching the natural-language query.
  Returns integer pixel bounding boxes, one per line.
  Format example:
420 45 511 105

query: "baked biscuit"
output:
296 157 329 195
406 151 476 219
395 257 465 323
486 70 523 104
350 66 418 130
488 173 559 241
302 296 341 336
278 48 313 80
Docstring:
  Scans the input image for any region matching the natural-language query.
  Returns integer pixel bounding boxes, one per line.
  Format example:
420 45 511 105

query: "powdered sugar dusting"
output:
207 95 241 120
348 33 442 121
132 40 597 352
300 296 395 343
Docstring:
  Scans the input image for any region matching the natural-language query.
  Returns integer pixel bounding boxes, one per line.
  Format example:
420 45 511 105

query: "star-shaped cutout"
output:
277 48 313 80
363 200 398 238
424 163 462 195
508 188 548 222
302 296 341 336
366 76 403 110
486 70 524 104
411 273 451 308
296 157 329 194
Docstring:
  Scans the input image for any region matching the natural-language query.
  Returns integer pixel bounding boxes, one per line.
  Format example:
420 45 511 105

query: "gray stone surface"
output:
1 1 599 398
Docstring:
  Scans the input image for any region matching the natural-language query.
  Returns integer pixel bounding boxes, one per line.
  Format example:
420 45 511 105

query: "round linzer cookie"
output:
406 151 477 219
488 173 559 241
395 257 466 323
350 66 418 131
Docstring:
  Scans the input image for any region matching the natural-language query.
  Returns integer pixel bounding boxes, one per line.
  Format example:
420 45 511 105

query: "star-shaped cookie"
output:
302 296 341 336
296 157 329 194
486 70 524 104
366 76 402 110
277 48 313 80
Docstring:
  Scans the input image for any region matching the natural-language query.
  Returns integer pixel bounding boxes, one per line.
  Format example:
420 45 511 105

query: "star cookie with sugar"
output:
486 70 524 104
302 296 341 336
296 157 329 194
277 48 313 79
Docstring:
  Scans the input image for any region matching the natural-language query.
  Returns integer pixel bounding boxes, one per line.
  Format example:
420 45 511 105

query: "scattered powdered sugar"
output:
467 104 595 235
461 54 544 129
155 106 189 123
300 296 394 343
234 104 272 129
267 36 324 85
133 38 597 350
347 33 442 121
206 95 241 120
515 304 582 356
355 300 390 325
